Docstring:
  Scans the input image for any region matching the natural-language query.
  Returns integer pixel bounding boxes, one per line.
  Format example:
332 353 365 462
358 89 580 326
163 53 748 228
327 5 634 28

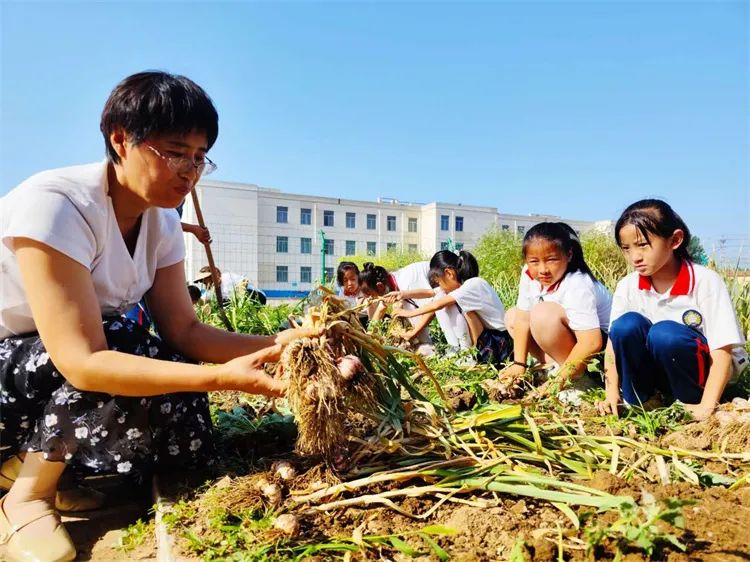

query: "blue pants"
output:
610 312 710 405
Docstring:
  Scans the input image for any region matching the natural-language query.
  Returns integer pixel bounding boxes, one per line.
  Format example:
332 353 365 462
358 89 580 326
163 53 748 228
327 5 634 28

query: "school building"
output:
181 180 611 298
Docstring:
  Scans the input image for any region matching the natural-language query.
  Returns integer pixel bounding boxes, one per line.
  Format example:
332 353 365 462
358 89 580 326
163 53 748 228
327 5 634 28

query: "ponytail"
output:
429 250 479 284
359 262 393 292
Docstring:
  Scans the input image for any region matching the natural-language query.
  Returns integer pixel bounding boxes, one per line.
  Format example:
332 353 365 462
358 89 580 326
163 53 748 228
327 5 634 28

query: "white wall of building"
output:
183 180 609 296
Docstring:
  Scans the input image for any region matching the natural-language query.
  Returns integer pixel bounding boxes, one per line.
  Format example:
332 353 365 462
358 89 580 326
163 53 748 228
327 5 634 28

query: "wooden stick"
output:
190 189 233 331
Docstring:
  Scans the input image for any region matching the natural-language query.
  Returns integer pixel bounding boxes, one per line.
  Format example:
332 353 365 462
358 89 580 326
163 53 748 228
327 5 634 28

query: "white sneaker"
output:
455 356 477 368
556 376 598 407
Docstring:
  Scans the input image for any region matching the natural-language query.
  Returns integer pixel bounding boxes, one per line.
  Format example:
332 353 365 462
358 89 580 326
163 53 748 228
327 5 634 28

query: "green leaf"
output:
420 524 458 536
420 534 450 561
389 536 420 556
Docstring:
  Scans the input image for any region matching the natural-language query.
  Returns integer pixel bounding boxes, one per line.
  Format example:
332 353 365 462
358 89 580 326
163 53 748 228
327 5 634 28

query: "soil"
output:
0 475 156 562
157 395 750 561
162 460 750 562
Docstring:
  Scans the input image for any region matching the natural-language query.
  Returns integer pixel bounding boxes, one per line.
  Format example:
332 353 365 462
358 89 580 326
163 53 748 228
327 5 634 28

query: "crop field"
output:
136 232 750 562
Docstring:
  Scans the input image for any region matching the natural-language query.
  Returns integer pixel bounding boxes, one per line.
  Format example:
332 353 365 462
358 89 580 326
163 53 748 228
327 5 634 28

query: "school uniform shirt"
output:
335 286 364 308
393 261 433 306
517 266 612 332
609 260 747 375
0 161 185 339
450 277 506 331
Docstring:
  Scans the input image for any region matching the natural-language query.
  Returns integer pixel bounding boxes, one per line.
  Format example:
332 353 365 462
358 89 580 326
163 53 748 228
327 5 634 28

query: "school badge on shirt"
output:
682 309 703 328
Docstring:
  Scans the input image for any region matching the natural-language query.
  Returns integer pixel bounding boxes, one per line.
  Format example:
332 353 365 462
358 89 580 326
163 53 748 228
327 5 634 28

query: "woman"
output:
0 71 313 562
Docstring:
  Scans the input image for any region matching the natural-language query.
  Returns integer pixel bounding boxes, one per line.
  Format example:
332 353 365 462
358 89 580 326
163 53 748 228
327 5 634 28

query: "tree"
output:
687 236 708 265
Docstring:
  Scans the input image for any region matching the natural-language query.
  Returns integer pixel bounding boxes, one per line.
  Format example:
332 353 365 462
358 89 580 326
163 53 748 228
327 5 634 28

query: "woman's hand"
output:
683 402 716 421
220 354 288 397
596 387 621 417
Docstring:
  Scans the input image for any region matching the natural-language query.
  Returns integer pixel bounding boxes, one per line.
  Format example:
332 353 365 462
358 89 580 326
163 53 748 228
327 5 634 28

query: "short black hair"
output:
101 71 219 163
187 285 202 303
336 261 360 287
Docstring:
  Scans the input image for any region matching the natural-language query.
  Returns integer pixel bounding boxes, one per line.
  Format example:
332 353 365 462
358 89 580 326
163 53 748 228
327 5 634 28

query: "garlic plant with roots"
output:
282 288 441 467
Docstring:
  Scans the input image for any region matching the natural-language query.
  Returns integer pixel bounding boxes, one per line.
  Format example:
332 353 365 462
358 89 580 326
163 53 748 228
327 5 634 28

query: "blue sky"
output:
1 1 748 261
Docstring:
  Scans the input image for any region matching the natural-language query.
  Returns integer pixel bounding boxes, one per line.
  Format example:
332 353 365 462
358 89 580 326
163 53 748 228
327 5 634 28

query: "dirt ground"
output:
0 475 155 562
154 392 750 562
164 462 750 562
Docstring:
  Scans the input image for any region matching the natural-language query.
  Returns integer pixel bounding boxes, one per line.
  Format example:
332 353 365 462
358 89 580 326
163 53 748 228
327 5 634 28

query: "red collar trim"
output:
524 267 534 280
638 260 695 296
388 274 399 292
543 277 564 294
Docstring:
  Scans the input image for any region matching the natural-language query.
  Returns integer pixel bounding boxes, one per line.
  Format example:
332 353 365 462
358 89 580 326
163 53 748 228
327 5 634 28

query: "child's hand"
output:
383 292 402 305
683 403 715 421
596 388 621 417
392 308 412 319
501 363 526 381
401 328 418 342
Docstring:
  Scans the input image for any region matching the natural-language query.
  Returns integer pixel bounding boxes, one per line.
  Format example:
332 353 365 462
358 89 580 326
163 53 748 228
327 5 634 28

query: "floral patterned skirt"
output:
0 317 215 482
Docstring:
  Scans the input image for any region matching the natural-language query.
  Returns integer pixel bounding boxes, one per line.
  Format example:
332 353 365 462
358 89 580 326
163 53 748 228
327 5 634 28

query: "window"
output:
408 243 418 253
276 206 288 223
300 266 312 284
386 215 396 232
366 214 376 230
386 242 397 253
345 240 356 255
366 241 376 256
455 216 464 232
276 266 288 283
517 226 525 235
324 239 334 255
323 210 334 227
455 243 464 250
276 236 288 253
324 267 334 283
440 241 450 251
346 212 356 229
300 237 312 254
300 208 312 225
501 224 509 231
440 215 450 231
408 217 418 233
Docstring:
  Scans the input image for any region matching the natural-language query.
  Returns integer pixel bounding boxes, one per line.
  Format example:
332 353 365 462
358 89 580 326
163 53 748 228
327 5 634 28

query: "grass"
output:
116 517 153 552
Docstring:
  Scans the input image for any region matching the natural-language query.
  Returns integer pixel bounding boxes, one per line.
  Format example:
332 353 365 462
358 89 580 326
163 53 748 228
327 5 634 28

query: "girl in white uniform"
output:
335 261 363 308
393 251 511 368
358 261 471 351
504 223 612 392
598 199 747 421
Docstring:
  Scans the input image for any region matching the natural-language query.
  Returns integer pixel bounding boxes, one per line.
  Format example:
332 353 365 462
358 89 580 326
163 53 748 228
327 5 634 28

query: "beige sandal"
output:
0 496 76 562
